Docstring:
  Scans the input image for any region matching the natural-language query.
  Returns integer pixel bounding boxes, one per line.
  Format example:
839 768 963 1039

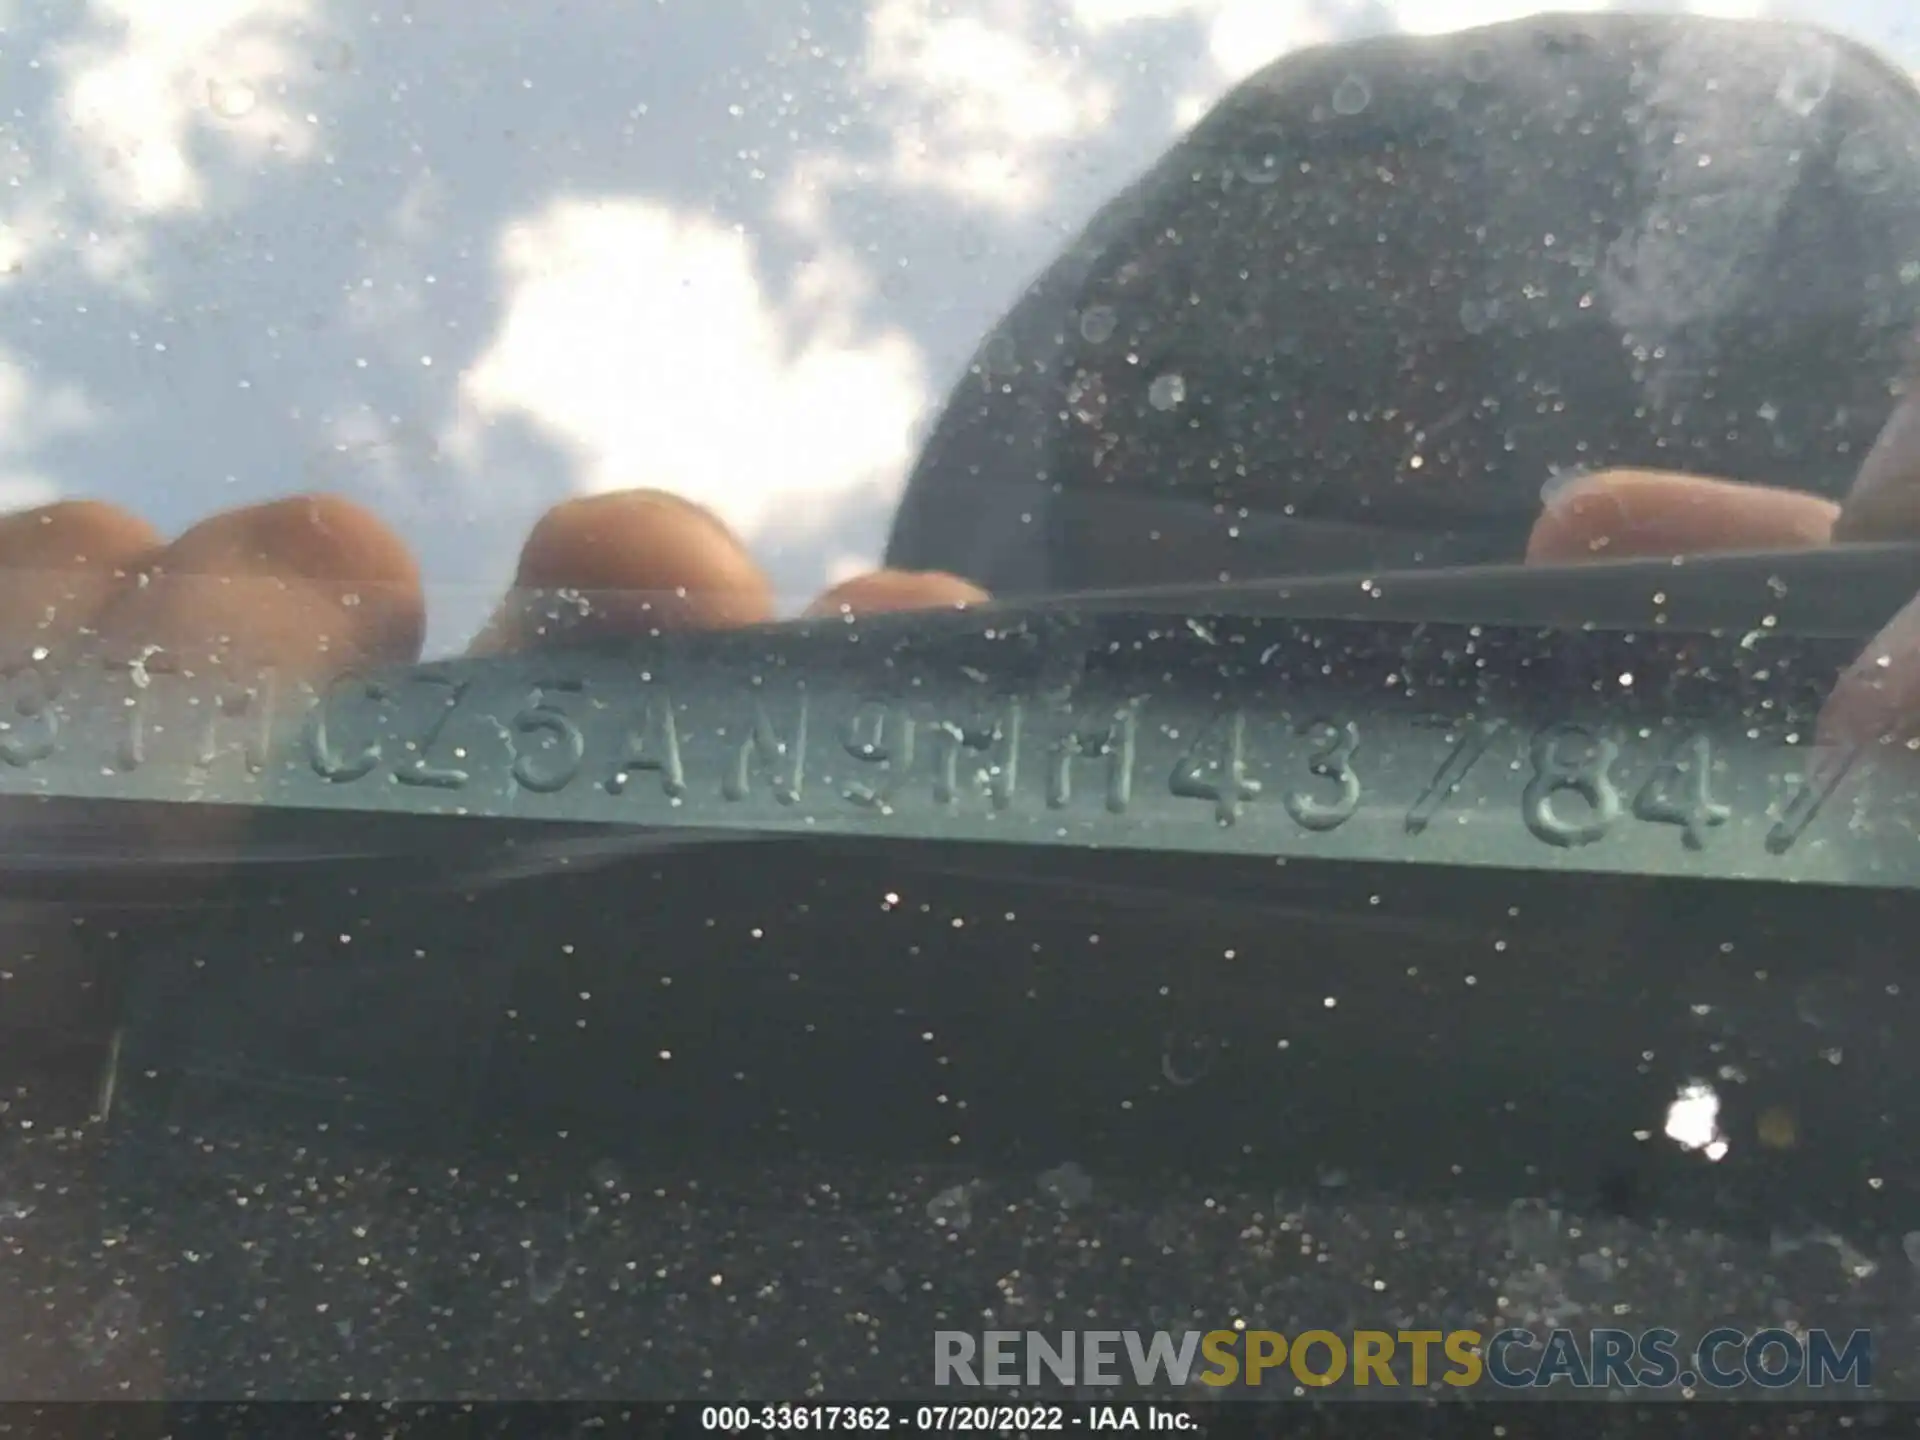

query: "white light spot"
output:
1147 372 1186 410
1664 1081 1729 1161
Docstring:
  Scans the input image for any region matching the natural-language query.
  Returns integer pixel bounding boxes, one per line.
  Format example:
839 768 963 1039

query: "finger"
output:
1836 385 1920 542
0 503 165 1117
470 489 774 654
0 501 160 661
804 569 989 618
95 493 425 679
1819 386 1920 744
77 496 424 865
1526 469 1839 564
1820 593 1920 748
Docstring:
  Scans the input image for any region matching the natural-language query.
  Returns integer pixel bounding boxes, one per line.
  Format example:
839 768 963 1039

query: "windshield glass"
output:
4 0 1920 1411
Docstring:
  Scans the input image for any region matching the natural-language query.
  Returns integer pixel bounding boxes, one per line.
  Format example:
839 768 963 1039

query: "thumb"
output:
1526 469 1838 564
1836 385 1920 542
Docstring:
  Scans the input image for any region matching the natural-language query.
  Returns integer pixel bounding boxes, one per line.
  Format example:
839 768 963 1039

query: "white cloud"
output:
857 0 1122 213
0 348 102 511
449 197 927 570
53 0 320 214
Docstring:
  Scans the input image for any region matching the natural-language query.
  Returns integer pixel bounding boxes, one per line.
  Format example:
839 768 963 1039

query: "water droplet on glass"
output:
1038 1161 1093 1209
1505 1197 1565 1255
1794 979 1845 1029
206 79 258 119
926 1183 974 1232
1779 1227 1879 1281
523 1208 572 1305
1775 48 1835 118
1576 1251 1616 1280
590 1158 624 1192
1459 297 1498 335
1233 124 1286 186
1148 373 1186 411
1079 306 1118 345
1903 1231 1920 1270
1839 131 1893 193
981 331 1019 376
314 37 355 73
1160 1031 1217 1086
1069 372 1107 426
1538 467 1590 505
1462 47 1497 85
75 1289 140 1367
1331 74 1372 117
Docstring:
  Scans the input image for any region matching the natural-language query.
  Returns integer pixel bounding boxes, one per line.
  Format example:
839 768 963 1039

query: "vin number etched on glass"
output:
0 633 1897 888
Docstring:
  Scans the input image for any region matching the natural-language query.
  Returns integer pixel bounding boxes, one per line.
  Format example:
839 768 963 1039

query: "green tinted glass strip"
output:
0 609 1904 888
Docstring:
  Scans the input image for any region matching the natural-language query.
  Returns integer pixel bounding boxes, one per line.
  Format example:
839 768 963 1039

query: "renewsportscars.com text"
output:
934 1327 1871 1391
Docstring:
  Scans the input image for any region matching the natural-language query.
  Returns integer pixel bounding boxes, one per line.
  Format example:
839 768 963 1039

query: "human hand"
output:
0 487 988 683
0 487 988 881
1524 392 1920 749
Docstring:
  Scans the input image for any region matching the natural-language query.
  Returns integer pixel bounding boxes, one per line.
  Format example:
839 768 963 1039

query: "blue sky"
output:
2 0 1915 650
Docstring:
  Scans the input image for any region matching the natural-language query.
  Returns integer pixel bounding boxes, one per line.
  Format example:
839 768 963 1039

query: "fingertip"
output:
487 489 775 650
803 569 990 618
1818 592 1920 749
0 500 162 655
1525 476 1632 564
512 489 763 602
1837 385 1920 543
158 492 421 589
0 500 161 568
99 493 426 674
1526 470 1838 564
